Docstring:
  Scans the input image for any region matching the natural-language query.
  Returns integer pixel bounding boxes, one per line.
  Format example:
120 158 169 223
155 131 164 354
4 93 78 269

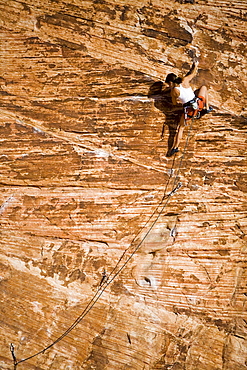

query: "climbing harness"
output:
183 97 202 120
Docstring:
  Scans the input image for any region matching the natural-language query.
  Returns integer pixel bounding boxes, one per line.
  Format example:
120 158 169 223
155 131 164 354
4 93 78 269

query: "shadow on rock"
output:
148 81 183 156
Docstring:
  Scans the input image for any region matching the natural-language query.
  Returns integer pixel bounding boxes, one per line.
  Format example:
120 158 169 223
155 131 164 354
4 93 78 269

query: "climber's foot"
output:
167 147 179 157
205 106 213 114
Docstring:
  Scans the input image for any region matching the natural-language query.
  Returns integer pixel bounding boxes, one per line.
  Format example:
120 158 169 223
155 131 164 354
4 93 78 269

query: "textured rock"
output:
0 0 247 369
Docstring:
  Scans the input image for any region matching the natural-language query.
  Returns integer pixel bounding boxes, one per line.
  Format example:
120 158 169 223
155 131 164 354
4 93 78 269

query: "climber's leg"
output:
197 85 211 111
168 114 186 156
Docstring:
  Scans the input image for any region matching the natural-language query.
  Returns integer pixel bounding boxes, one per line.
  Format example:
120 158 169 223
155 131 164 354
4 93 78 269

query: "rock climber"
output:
165 61 213 157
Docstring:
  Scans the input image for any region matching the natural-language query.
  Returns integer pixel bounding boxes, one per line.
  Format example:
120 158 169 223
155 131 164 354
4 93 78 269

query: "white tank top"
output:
176 84 195 104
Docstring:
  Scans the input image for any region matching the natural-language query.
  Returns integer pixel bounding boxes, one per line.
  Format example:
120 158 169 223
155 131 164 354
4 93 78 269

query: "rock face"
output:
0 1 247 369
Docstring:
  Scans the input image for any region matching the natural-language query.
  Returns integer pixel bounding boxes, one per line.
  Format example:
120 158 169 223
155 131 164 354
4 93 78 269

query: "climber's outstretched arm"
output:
183 61 199 84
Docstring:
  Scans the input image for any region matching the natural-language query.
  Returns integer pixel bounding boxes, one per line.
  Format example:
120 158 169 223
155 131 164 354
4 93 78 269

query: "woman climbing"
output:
165 61 213 157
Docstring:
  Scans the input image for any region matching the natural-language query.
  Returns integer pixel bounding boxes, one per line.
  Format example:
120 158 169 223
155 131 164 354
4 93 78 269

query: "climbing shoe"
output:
167 147 179 157
205 106 213 114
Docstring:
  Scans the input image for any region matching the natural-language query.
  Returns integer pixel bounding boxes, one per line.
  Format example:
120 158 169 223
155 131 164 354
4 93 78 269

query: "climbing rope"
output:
10 116 194 369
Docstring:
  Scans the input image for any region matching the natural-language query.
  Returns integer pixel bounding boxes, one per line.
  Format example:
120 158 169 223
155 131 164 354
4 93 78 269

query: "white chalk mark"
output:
0 196 15 215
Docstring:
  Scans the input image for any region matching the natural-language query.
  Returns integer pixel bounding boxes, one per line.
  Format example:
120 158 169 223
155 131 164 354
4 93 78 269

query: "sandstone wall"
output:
0 0 247 369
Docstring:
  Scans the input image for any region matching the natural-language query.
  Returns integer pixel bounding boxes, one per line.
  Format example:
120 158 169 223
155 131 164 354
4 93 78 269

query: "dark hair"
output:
165 73 177 83
174 77 182 84
165 73 182 85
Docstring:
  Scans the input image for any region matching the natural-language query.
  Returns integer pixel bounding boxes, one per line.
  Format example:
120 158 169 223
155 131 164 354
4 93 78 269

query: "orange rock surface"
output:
0 1 247 369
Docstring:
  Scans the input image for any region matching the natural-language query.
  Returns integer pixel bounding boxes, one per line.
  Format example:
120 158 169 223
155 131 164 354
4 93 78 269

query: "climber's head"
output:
165 73 182 87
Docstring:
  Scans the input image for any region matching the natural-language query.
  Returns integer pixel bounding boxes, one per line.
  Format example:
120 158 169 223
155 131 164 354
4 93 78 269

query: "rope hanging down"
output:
10 117 194 369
